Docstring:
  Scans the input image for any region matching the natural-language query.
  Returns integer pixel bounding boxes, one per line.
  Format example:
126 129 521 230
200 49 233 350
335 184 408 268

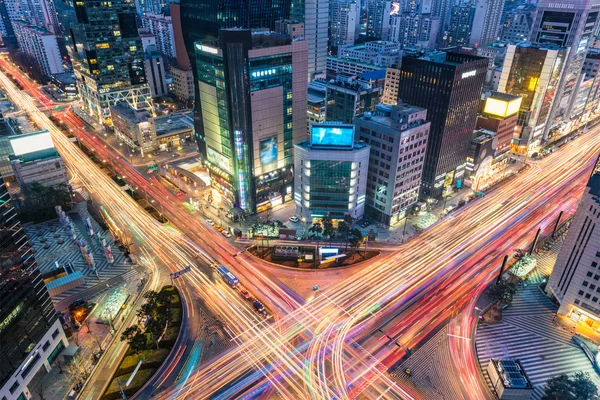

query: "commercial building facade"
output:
546 171 600 331
0 174 68 400
12 20 63 76
476 91 521 158
529 0 600 138
355 103 430 225
59 0 151 124
195 29 307 213
294 123 369 222
397 51 488 198
497 43 567 152
110 101 156 156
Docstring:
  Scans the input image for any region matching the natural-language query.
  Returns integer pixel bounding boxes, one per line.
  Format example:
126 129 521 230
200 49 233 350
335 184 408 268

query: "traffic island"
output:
248 245 380 269
102 285 182 399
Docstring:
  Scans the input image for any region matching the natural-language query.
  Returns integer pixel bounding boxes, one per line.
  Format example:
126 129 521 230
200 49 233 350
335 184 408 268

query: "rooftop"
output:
488 91 521 102
52 72 77 84
155 112 194 136
358 69 386 81
110 101 152 123
12 20 54 36
295 139 368 152
489 359 533 389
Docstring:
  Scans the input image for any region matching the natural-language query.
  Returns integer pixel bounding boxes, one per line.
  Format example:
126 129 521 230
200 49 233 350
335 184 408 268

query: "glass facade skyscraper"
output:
57 0 151 124
195 29 307 213
398 51 488 198
0 174 65 399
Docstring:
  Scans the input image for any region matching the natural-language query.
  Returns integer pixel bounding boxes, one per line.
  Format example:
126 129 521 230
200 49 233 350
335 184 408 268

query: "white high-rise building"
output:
12 20 63 76
141 14 177 59
329 0 359 52
366 0 391 40
469 0 505 48
547 171 600 329
292 0 329 81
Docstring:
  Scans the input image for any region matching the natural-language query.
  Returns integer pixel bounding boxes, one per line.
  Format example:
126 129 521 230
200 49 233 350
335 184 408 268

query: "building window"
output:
42 341 50 352
21 353 41 379
593 297 598 303
594 262 599 268
579 290 585 295
575 299 580 305
9 382 19 394
587 271 594 277
52 329 59 339
583 281 589 287
595 275 600 281
586 293 592 299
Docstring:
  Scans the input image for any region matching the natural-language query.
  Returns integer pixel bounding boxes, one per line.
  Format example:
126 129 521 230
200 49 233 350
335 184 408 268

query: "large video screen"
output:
311 125 354 148
260 136 278 166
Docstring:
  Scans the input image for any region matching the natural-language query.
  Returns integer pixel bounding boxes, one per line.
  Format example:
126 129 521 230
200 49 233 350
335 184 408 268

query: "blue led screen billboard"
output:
310 124 354 148
260 136 278 166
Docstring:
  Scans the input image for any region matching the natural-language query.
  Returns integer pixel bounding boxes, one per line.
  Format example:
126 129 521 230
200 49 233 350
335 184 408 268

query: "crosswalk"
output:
475 233 600 400
26 202 139 304
390 325 466 400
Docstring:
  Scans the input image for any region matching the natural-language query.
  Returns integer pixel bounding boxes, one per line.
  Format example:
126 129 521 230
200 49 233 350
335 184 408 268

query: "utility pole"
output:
552 211 563 237
496 255 508 285
529 227 541 256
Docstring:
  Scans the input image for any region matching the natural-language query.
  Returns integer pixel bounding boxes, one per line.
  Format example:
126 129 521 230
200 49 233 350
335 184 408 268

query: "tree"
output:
65 355 87 386
348 228 364 255
321 214 335 245
337 221 350 250
121 326 140 344
146 315 168 350
129 333 148 357
309 222 323 262
541 372 599 400
486 281 517 304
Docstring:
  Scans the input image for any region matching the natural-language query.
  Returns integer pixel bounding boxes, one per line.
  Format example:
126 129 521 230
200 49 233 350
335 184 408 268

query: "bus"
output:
216 265 239 288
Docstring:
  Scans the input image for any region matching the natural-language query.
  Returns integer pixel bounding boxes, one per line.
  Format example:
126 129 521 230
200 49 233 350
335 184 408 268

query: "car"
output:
288 216 299 223
253 300 265 312
239 288 252 299
215 226 223 232
222 230 232 238
176 191 184 197
206 219 214 225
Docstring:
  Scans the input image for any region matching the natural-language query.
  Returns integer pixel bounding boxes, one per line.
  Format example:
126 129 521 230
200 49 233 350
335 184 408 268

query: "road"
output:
2 57 600 399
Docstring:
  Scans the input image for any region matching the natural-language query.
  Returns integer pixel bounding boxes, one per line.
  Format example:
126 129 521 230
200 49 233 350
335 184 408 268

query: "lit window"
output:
96 43 110 49
107 65 114 70
129 46 137 51
113 30 120 36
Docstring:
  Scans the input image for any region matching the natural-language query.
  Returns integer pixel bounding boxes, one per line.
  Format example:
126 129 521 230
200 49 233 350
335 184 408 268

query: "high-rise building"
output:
294 123 369 222
389 12 439 49
469 0 505 48
141 14 177 59
366 0 391 40
497 43 567 152
292 0 329 81
446 4 475 47
381 65 400 105
169 3 190 70
194 29 307 212
12 20 63 76
476 91 521 159
0 174 68 400
398 50 488 198
59 0 151 124
501 5 535 44
326 78 381 124
338 41 402 67
355 103 430 225
143 46 168 98
546 170 600 328
529 0 600 138
329 0 359 52
0 0 17 48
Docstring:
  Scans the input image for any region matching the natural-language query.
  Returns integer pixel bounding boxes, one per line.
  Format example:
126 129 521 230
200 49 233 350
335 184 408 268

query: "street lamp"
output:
401 217 411 243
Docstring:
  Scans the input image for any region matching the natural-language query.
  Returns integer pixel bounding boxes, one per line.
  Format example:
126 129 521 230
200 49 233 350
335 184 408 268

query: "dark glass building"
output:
0 175 64 398
398 51 487 198
179 0 292 168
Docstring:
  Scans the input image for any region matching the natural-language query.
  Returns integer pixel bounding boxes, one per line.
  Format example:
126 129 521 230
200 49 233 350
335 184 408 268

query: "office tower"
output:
497 43 567 152
389 11 440 49
469 0 505 48
141 14 177 59
294 123 369 222
292 0 329 81
501 5 534 44
355 103 430 225
398 51 487 198
12 20 63 76
546 171 600 327
59 0 151 124
366 0 391 40
329 0 359 52
529 0 600 138
194 29 307 213
446 4 475 47
326 78 381 124
143 46 168 98
0 174 68 400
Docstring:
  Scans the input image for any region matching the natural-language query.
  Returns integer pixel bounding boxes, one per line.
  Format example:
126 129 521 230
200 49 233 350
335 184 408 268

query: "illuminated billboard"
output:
310 124 354 148
10 130 55 156
260 136 278 166
483 96 522 118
